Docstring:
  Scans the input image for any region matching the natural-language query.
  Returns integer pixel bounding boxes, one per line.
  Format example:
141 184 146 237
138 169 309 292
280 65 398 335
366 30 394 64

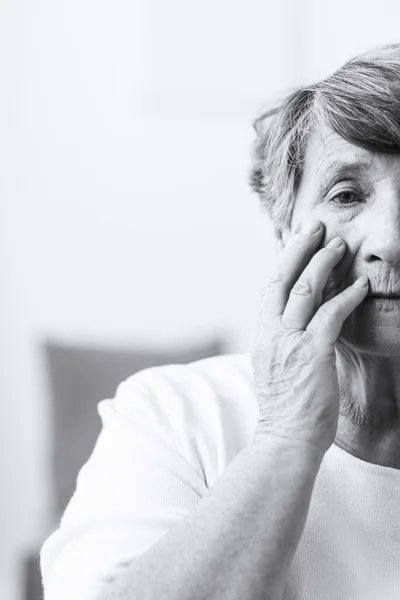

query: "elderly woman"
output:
40 44 400 600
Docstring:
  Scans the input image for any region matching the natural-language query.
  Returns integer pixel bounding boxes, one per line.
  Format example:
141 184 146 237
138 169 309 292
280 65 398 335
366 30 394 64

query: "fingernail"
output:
301 219 321 235
353 275 368 289
326 236 343 249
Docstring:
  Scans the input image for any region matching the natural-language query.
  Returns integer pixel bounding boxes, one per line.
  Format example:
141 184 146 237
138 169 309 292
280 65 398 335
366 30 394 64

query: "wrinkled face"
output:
280 121 400 356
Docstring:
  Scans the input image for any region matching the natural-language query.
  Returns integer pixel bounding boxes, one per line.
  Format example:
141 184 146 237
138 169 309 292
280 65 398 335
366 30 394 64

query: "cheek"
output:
323 247 359 302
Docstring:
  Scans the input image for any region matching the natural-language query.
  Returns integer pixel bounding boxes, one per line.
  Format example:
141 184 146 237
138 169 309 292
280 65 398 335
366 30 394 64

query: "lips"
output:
365 295 400 302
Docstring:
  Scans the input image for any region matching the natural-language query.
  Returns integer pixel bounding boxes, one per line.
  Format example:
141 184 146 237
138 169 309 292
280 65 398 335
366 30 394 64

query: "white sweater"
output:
40 352 400 599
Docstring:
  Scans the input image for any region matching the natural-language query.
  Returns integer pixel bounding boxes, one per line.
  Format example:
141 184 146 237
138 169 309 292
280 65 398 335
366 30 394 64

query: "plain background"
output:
1 0 400 597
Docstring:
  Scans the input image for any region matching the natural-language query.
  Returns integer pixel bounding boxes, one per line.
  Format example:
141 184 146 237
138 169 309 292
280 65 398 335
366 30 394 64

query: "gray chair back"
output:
41 338 227 517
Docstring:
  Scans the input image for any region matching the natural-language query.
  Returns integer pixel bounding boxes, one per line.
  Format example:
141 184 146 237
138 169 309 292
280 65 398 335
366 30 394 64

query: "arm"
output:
98 436 323 600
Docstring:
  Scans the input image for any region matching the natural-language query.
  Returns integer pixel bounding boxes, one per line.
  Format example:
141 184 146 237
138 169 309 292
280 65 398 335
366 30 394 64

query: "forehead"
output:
304 121 374 181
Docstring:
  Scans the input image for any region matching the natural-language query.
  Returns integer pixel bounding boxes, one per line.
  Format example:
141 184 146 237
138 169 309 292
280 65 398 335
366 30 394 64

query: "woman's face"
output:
279 121 400 356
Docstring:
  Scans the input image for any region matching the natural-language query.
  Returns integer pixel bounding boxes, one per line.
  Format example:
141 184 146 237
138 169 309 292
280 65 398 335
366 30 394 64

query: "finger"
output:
281 237 346 331
262 220 324 319
305 276 369 349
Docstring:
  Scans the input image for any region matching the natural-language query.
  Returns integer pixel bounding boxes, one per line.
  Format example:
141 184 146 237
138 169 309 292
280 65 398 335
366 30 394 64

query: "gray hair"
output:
250 43 400 232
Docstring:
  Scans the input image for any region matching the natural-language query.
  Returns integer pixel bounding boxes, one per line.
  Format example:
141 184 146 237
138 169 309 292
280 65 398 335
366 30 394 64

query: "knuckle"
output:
256 309 280 329
291 279 312 295
281 317 303 332
290 234 311 250
265 270 285 287
301 329 316 352
320 298 343 316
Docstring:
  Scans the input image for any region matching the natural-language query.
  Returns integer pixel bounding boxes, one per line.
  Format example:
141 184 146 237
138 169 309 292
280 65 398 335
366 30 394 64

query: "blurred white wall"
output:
294 0 400 85
1 1 296 598
1 1 400 598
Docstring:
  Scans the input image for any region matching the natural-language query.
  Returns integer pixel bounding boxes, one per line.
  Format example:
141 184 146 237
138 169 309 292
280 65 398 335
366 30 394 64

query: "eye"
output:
329 189 364 207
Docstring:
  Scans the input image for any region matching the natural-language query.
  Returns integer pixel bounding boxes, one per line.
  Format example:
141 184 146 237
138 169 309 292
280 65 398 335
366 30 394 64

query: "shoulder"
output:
100 352 258 487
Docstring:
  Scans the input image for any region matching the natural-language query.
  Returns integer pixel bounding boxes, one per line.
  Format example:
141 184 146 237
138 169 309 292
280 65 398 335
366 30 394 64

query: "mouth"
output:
365 295 400 300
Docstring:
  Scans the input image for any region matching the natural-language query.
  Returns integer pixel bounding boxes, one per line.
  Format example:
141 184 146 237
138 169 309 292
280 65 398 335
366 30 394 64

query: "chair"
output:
23 336 227 600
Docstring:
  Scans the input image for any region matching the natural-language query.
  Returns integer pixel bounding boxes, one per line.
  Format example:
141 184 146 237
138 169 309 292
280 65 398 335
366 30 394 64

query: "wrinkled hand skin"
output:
250 317 340 455
249 227 364 455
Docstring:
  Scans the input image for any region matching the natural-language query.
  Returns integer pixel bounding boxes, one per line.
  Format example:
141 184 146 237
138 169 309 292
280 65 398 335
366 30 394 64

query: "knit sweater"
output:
40 352 400 599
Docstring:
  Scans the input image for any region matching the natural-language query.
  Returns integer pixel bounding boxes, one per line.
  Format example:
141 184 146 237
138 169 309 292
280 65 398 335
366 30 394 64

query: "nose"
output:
363 207 400 266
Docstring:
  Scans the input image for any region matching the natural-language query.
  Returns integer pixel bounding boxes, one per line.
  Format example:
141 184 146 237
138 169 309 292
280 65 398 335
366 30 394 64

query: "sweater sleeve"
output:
39 371 209 600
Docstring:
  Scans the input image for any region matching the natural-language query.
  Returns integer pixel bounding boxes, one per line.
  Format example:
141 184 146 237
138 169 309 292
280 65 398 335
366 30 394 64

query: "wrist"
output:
252 430 326 463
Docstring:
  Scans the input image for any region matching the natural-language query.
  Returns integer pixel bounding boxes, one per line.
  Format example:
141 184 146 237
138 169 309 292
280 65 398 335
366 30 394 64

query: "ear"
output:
273 227 285 255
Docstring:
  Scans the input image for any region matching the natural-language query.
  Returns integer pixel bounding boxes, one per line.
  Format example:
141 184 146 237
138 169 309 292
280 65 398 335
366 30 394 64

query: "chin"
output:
338 317 400 357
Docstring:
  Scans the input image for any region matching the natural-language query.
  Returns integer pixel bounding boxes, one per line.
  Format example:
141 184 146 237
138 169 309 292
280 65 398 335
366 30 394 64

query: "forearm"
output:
96 436 323 600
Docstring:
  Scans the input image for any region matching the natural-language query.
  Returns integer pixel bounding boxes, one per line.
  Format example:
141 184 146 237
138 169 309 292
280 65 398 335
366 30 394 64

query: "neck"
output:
334 344 400 469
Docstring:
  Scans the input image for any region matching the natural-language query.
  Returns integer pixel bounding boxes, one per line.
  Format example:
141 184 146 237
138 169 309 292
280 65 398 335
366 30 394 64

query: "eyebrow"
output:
317 159 372 194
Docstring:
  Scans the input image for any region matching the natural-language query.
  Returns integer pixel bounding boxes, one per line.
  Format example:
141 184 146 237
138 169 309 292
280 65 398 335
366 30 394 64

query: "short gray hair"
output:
250 43 400 231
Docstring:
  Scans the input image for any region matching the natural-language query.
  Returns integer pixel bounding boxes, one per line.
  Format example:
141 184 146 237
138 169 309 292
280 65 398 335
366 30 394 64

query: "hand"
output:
249 219 369 456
